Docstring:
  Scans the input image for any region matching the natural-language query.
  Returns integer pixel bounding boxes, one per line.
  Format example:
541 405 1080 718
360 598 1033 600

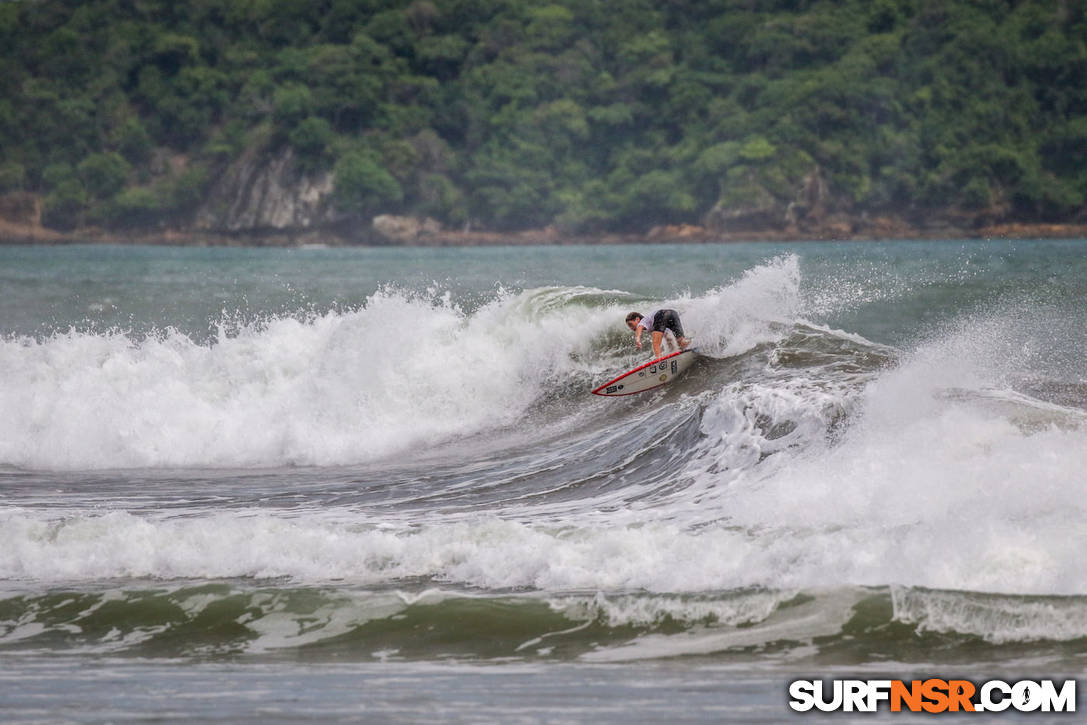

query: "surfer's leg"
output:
651 331 664 357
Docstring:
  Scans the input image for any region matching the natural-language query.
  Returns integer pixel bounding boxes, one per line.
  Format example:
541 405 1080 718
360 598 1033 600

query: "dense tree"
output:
1 0 1085 233
333 150 403 212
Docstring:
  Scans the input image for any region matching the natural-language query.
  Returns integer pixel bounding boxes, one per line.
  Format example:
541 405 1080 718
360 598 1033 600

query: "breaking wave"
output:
2 252 1085 663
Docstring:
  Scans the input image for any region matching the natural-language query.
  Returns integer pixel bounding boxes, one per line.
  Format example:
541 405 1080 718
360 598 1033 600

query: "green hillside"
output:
1 0 1085 235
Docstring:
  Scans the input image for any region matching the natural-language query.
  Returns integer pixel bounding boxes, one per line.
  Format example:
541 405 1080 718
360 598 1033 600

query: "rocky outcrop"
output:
372 214 443 243
646 223 712 241
195 147 339 232
703 165 865 237
784 167 831 231
703 180 783 233
704 166 838 234
0 192 66 242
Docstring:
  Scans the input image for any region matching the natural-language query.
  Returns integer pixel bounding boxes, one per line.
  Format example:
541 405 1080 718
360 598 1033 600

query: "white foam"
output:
580 588 865 662
892 586 1087 644
0 288 612 469
241 589 410 653
682 254 802 357
548 589 789 628
0 255 806 471
0 508 795 592
701 307 1087 596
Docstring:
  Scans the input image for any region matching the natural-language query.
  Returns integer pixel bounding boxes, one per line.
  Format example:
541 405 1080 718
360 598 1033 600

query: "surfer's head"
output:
625 312 643 330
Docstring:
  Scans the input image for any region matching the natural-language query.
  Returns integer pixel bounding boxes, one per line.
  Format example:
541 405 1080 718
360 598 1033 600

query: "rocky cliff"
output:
195 148 340 233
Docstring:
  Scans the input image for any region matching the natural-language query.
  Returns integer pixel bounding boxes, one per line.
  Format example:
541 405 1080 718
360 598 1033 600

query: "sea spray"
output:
0 288 611 469
0 257 808 470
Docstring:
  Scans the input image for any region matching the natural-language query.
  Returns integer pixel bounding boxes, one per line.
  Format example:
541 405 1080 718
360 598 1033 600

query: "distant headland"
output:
2 1 1085 246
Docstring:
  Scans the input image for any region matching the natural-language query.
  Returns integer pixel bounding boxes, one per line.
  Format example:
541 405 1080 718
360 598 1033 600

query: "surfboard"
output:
591 348 699 397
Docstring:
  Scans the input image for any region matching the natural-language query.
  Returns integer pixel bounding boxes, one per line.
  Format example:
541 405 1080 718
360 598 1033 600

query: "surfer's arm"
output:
634 326 644 349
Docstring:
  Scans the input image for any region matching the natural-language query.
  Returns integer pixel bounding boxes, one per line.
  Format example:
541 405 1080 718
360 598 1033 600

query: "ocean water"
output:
0 240 1085 722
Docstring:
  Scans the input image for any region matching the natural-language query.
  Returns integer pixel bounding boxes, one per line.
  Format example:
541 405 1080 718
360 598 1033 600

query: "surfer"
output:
625 310 690 358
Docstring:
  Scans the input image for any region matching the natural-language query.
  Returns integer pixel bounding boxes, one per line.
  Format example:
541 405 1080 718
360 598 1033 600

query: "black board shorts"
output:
651 309 684 338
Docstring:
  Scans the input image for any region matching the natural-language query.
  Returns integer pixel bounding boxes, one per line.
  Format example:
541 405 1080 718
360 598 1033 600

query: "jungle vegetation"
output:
1 0 1085 233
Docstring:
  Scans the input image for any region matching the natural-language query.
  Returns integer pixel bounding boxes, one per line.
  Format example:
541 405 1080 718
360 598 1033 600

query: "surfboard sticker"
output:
591 349 699 397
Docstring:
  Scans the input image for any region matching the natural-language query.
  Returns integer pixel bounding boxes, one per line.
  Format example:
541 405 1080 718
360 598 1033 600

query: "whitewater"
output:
0 240 1084 722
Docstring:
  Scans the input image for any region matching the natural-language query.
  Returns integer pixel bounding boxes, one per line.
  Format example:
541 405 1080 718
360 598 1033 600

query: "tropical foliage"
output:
1 0 1085 232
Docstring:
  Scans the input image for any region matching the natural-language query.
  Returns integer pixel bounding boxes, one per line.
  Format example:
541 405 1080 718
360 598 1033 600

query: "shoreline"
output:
2 218 1086 247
